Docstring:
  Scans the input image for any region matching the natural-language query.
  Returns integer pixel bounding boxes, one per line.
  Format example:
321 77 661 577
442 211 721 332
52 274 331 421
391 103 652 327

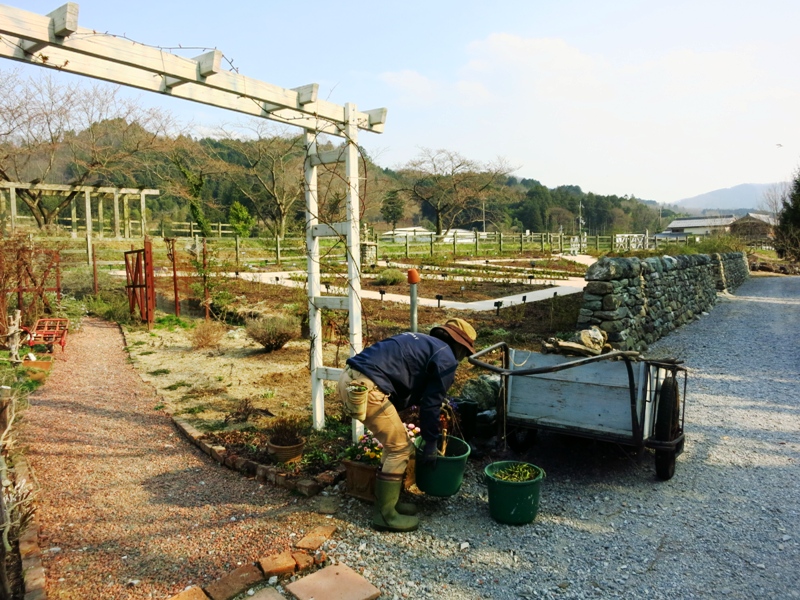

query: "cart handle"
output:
468 342 640 377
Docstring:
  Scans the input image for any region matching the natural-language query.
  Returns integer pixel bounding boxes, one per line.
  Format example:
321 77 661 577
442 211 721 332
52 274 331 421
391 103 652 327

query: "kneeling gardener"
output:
337 318 477 532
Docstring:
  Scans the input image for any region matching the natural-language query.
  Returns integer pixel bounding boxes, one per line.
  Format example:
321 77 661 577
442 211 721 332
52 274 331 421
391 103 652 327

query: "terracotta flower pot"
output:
267 437 305 463
342 459 378 501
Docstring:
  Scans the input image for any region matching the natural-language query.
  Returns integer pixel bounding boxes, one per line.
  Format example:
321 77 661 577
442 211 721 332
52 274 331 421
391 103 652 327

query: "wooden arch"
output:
0 3 388 432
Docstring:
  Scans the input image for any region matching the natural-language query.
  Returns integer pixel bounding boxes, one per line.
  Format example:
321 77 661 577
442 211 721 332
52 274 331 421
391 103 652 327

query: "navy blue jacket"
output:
346 332 457 443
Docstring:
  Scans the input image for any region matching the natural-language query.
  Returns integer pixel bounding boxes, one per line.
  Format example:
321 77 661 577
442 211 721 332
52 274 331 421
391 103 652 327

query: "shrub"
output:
246 316 300 352
268 415 308 446
85 291 132 324
191 319 226 349
374 268 405 286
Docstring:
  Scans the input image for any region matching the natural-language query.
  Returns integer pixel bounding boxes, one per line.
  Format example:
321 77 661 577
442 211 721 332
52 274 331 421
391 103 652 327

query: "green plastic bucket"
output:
484 461 545 525
414 436 470 497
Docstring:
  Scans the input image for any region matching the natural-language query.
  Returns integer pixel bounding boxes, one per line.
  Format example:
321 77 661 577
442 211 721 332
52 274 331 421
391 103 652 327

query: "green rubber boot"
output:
395 500 418 516
373 472 419 532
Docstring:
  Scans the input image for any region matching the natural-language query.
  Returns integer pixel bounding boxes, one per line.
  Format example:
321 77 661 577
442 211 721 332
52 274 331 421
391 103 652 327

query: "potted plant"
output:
341 433 383 501
267 415 308 463
484 461 546 525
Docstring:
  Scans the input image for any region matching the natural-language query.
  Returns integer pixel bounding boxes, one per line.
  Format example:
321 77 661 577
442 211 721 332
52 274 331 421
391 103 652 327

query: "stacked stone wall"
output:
578 252 748 350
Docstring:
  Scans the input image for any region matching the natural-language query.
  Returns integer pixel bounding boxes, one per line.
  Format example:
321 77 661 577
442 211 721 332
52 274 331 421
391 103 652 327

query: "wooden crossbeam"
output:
0 182 159 195
0 4 387 136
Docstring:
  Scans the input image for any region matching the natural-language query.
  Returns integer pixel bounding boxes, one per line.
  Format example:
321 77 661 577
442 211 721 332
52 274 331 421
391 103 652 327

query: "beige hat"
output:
431 318 477 354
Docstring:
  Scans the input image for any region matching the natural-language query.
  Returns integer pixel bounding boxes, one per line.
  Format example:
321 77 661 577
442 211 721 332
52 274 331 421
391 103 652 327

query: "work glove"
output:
421 440 439 465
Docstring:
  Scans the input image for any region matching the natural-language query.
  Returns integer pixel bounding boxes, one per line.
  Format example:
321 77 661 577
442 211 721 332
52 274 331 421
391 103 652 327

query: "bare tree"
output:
0 70 176 228
211 124 306 238
398 148 513 235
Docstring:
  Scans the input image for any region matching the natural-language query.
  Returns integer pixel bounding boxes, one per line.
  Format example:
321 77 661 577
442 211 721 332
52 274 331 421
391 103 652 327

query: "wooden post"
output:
430 233 434 257
190 221 195 237
217 222 222 237
559 233 564 253
595 234 599 251
123 195 131 238
85 232 92 266
84 189 93 240
499 232 504 254
235 235 241 271
276 235 282 265
474 230 479 255
98 195 104 238
202 238 210 322
405 234 409 259
92 242 98 295
139 190 147 238
167 238 180 317
519 233 523 253
113 190 121 239
143 237 155 330
452 233 457 257
541 233 545 252
9 187 17 231
71 196 78 238
304 129 325 434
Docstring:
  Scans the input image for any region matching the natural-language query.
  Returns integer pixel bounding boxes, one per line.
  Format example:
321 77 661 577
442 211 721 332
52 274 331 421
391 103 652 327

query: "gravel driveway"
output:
20 276 800 599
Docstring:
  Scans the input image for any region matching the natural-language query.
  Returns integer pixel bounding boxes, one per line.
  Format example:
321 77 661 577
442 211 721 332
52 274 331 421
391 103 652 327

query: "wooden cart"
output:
469 343 687 480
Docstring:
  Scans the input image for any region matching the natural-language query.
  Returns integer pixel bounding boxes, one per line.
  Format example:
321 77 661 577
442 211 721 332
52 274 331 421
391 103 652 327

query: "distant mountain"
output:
673 183 783 214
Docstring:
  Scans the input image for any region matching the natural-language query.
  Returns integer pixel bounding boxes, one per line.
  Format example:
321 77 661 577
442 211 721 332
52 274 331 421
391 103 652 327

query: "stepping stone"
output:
250 588 285 600
285 564 380 600
168 587 210 600
205 564 263 600
295 525 337 551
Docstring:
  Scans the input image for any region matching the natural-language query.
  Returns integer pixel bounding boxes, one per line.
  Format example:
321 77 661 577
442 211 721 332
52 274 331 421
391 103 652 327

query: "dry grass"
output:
191 320 227 349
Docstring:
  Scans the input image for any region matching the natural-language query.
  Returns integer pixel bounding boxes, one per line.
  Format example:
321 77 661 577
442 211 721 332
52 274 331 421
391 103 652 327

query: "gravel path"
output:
19 319 316 600
19 276 800 600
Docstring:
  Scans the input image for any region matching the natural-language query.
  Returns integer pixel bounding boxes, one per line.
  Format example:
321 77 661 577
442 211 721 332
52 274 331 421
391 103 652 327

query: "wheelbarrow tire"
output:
506 427 537 453
655 377 680 481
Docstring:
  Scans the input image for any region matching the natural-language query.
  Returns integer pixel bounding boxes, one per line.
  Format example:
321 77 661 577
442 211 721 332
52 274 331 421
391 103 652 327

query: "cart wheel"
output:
655 377 680 481
506 427 537 453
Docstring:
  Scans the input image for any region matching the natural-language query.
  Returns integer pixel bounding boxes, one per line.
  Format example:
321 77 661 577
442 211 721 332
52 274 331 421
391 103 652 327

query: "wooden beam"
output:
0 182 159 195
20 3 78 55
311 222 349 238
309 149 346 167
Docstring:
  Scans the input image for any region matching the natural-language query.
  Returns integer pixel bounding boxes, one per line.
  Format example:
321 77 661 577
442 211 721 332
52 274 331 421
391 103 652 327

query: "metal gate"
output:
124 238 155 329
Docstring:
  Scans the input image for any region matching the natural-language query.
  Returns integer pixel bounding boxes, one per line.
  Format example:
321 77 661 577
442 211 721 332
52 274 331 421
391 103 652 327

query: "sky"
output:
9 0 800 203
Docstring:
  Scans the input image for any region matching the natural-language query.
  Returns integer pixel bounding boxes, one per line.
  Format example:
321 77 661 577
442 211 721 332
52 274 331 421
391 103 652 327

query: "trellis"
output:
0 3 387 431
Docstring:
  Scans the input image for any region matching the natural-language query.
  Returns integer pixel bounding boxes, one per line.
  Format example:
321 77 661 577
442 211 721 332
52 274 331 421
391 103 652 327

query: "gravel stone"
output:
19 277 800 599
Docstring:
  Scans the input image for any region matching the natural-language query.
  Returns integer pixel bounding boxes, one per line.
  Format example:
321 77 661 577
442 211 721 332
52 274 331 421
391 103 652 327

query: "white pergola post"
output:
344 103 363 359
304 130 325 431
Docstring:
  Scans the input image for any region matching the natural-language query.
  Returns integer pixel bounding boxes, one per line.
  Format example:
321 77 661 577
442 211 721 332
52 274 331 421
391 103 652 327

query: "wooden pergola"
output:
0 2 388 432
0 182 159 239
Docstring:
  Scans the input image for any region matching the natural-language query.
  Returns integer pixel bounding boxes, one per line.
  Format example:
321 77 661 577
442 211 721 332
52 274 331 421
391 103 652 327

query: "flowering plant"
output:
343 433 383 466
404 422 421 442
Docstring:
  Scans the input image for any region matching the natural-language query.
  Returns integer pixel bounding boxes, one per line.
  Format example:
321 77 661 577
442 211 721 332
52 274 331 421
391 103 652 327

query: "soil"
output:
131 261 585 479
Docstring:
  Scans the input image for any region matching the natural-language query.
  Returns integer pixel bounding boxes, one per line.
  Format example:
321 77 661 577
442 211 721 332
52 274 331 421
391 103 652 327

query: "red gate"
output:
124 238 155 329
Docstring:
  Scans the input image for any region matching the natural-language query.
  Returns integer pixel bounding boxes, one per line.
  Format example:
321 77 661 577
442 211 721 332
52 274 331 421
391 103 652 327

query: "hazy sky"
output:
11 0 800 203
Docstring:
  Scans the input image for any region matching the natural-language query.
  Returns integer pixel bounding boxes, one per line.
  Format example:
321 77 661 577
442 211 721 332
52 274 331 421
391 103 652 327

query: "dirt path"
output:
18 319 316 600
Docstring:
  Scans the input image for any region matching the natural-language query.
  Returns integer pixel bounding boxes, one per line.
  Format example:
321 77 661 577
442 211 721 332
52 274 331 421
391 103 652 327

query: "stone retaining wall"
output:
578 252 748 350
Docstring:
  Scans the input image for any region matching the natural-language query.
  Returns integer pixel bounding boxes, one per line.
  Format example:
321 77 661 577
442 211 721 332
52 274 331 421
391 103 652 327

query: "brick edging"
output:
171 417 346 497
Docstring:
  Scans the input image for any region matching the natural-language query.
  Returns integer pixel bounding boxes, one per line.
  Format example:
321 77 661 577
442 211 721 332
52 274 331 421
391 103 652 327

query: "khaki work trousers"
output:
338 367 414 475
